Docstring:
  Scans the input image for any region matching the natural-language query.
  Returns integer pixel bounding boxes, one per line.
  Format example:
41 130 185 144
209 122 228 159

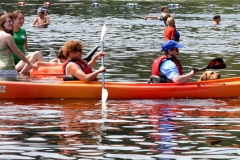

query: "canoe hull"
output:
1 77 240 99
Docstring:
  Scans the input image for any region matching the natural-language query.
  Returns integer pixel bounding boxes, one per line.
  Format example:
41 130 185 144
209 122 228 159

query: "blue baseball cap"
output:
37 7 45 13
161 40 183 52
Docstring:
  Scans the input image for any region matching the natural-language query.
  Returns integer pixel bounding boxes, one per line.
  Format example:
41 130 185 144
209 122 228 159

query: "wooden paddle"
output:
101 24 108 102
197 58 226 72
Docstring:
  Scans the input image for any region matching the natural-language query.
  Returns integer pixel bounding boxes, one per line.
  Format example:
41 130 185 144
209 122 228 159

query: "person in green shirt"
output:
11 10 45 74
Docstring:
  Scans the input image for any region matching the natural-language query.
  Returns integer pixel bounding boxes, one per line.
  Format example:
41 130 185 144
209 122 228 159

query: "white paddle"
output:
101 24 108 102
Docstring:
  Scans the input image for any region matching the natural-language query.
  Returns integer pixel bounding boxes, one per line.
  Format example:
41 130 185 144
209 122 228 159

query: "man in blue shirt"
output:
151 40 196 84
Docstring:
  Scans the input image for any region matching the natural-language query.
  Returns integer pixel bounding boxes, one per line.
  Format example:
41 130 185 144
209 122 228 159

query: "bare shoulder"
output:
2 32 11 37
68 62 83 72
2 33 13 40
50 58 58 62
68 62 78 67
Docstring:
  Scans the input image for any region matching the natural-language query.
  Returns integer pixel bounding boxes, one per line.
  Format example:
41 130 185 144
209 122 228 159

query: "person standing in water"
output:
213 15 221 25
31 7 49 28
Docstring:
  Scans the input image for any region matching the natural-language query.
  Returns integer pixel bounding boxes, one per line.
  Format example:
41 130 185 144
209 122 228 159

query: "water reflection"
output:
1 99 240 158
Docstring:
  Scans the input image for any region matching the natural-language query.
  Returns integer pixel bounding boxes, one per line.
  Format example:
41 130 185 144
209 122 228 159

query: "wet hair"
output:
213 15 220 20
0 14 13 36
56 48 67 59
62 40 83 58
162 13 170 22
166 17 175 26
11 10 24 20
161 6 167 12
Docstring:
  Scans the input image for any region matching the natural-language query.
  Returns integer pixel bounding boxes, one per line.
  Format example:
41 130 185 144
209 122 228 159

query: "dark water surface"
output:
1 98 240 159
1 0 240 159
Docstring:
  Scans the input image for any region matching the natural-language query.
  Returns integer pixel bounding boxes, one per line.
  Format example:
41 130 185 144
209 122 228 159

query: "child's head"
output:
161 6 168 13
213 15 221 22
166 17 175 26
37 7 45 17
56 48 67 63
162 13 170 22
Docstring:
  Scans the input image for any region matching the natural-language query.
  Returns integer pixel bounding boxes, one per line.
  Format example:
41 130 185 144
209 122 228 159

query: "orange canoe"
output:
1 76 240 99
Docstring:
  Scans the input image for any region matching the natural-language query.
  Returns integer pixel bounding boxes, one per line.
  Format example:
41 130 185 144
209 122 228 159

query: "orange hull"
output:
1 77 240 99
30 66 64 76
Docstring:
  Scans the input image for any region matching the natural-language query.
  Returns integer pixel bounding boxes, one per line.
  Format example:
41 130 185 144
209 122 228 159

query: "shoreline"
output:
55 0 186 2
2 0 187 1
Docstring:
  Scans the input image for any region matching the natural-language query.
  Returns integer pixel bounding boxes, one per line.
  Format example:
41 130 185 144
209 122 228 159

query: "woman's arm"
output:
5 34 32 66
67 62 105 82
88 51 105 68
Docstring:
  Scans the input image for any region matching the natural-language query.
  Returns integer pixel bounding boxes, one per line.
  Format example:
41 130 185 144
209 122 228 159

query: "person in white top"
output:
0 14 36 78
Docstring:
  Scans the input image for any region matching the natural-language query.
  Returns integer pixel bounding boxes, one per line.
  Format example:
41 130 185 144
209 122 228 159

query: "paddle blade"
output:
101 24 106 41
208 58 226 69
102 88 108 102
100 24 107 102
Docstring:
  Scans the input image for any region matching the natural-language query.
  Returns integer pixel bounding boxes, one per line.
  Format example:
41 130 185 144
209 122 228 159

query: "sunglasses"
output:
73 49 82 53
171 48 179 52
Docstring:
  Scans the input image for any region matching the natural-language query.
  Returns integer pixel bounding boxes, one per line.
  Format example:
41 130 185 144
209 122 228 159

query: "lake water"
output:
1 0 240 159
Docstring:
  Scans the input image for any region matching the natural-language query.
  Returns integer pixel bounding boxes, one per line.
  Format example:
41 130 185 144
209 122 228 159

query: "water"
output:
1 99 240 159
1 0 240 159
